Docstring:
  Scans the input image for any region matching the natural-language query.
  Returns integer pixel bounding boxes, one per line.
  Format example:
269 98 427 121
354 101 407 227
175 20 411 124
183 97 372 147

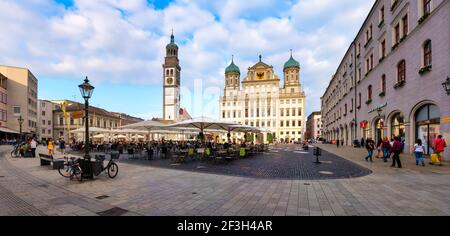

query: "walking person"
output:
336 139 340 148
47 138 55 156
365 138 375 162
361 138 365 149
391 137 402 168
381 137 391 163
376 138 382 159
412 139 425 166
433 135 447 165
59 138 66 155
30 137 37 158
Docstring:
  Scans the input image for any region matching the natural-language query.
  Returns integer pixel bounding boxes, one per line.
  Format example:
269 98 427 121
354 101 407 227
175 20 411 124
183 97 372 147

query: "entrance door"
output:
415 104 440 155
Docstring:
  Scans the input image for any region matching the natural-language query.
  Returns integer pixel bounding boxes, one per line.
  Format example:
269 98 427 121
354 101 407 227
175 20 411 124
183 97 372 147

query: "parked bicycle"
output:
58 156 83 182
11 144 20 158
93 154 119 179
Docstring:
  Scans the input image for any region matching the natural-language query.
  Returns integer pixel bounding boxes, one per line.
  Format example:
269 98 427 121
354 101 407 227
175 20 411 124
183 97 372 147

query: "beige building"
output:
306 112 323 141
0 73 8 136
37 100 59 142
220 53 306 143
0 65 38 137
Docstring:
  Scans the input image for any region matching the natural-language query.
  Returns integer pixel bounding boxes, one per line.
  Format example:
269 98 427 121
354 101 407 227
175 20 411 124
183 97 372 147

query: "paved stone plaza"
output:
1 145 449 216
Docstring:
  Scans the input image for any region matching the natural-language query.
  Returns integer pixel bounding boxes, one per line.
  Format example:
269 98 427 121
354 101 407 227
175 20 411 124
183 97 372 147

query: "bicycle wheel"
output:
107 163 118 178
70 166 83 182
58 164 71 178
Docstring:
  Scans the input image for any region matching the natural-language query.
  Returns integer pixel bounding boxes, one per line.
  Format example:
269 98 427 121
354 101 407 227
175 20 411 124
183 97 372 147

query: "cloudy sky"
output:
0 0 375 120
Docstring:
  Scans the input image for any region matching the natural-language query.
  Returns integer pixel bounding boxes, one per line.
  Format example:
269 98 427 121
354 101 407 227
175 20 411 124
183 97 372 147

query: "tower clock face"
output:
167 77 173 85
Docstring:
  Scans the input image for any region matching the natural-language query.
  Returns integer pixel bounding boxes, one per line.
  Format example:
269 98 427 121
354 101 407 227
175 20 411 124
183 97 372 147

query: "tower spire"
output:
290 49 293 57
170 28 174 43
259 54 262 62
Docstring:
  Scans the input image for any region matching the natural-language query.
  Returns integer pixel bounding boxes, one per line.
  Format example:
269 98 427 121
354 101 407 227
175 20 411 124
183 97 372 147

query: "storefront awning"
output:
0 127 20 134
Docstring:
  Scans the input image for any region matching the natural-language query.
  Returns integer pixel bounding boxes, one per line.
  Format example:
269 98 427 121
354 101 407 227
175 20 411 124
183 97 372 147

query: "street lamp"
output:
443 77 450 95
78 77 95 179
18 115 24 142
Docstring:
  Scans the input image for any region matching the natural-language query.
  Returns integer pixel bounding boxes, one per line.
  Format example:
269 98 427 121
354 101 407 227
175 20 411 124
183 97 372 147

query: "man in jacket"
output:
391 137 402 168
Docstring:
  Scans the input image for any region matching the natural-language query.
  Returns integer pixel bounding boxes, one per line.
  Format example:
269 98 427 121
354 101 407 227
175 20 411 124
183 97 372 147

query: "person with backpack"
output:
391 136 402 168
433 135 447 164
412 139 425 166
365 138 375 162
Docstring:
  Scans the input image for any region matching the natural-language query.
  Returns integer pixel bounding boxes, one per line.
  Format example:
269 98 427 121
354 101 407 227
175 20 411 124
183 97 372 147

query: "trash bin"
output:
53 159 65 170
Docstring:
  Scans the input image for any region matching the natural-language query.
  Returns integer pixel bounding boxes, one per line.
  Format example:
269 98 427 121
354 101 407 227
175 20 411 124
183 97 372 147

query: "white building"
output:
219 53 306 143
306 112 323 141
37 100 58 142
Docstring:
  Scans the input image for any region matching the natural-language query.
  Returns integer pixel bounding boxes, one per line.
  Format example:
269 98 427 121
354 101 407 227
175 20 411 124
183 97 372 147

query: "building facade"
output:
306 112 323 141
51 100 121 141
112 113 144 127
0 73 8 136
220 53 306 143
163 33 181 122
321 0 450 160
37 100 59 142
0 65 38 137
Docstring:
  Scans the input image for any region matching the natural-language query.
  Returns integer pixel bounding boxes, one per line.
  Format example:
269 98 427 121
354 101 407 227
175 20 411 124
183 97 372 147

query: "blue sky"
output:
0 0 375 120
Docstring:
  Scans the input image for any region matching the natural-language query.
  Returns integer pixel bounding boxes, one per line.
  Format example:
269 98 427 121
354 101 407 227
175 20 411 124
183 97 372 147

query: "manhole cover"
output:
95 195 110 200
97 207 128 216
304 183 311 186
170 163 181 166
192 192 197 195
319 171 334 175
321 161 333 164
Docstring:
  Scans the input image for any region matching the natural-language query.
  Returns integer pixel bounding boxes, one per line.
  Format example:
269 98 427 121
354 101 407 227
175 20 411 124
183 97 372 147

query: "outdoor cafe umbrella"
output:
70 127 110 134
168 117 238 141
168 117 238 133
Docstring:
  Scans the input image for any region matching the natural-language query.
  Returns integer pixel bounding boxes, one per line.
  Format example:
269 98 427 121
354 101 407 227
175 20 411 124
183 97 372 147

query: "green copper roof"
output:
284 51 300 70
166 32 178 49
225 56 240 73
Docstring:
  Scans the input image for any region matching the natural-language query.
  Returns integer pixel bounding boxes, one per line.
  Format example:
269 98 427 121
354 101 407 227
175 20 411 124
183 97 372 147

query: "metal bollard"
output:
313 147 322 164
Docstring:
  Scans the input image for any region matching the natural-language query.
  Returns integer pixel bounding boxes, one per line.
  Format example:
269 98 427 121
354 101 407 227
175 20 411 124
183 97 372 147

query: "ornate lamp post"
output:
443 77 450 95
78 77 95 179
18 115 24 142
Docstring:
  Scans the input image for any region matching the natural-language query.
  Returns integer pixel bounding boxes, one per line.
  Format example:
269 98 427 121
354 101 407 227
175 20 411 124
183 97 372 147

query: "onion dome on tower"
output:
284 50 300 71
225 55 240 74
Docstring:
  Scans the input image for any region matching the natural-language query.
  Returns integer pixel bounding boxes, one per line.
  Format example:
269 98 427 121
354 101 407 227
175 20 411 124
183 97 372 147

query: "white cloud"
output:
0 0 376 118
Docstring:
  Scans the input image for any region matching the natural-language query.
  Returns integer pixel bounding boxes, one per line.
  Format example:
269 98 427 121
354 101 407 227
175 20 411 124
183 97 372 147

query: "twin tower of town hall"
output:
163 33 306 143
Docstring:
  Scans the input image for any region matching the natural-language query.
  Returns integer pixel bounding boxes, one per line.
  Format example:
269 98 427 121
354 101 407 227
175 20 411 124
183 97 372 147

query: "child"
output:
412 139 425 166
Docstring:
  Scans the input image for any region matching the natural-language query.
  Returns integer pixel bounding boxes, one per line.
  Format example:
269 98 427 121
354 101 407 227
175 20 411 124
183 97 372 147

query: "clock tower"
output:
163 32 181 121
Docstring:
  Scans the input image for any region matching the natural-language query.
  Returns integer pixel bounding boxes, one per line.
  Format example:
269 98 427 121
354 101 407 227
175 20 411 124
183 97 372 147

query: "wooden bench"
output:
39 153 64 169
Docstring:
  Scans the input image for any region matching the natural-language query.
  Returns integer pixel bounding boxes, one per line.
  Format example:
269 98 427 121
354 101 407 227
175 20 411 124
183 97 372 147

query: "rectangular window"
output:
394 24 400 44
48 120 51 125
380 6 385 22
381 74 386 93
42 120 45 125
423 0 431 15
381 40 386 58
398 60 406 82
13 106 21 115
59 117 64 125
298 121 302 127
402 14 408 37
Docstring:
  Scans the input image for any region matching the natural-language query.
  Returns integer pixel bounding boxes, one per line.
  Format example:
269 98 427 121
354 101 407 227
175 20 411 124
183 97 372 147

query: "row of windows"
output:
28 120 36 128
42 119 51 126
327 38 433 125
280 131 302 135
0 109 6 122
0 92 6 104
41 129 52 135
242 120 302 128
58 116 119 128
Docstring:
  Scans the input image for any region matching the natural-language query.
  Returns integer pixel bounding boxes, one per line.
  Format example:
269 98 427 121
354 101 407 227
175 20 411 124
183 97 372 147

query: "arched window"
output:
391 113 405 139
415 104 440 154
423 40 432 67
397 60 406 82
